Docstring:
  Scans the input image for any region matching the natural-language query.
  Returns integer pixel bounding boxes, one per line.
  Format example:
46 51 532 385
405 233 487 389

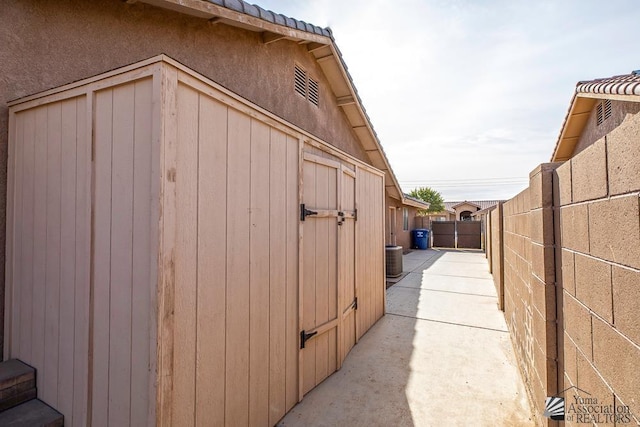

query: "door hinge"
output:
354 297 358 310
300 330 318 349
300 203 318 221
354 208 358 221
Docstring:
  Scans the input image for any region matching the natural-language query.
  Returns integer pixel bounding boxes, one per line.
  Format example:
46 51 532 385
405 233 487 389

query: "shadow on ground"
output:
279 249 534 427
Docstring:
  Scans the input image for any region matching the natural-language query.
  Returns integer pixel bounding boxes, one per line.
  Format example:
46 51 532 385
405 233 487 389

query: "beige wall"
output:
385 195 417 249
423 212 454 222
555 111 640 425
487 110 640 425
489 204 504 310
453 203 480 220
7 58 388 427
0 1 373 355
0 1 367 163
7 93 93 426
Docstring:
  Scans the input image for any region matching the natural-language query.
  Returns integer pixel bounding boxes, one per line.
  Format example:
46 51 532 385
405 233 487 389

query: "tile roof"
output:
443 200 503 213
576 70 640 96
206 0 332 37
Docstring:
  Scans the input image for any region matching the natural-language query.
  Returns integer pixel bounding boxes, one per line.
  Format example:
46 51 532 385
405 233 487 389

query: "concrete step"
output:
0 360 36 412
0 399 63 426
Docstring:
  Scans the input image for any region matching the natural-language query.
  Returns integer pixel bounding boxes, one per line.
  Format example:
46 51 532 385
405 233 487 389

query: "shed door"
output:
300 155 340 395
339 168 358 359
299 155 359 395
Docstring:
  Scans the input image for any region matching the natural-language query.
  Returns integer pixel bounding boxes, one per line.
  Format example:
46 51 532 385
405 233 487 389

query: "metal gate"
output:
431 221 481 249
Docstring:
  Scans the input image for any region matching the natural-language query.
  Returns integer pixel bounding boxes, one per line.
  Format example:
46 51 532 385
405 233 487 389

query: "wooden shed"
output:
5 55 385 426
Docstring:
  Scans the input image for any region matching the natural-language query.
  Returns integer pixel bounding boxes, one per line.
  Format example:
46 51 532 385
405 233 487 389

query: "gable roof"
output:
551 70 640 162
451 201 481 209
442 200 503 213
138 0 405 200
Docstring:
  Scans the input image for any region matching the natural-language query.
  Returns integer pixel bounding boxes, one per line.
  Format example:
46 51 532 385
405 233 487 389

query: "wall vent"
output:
603 99 612 121
294 65 306 98
308 78 319 106
294 64 319 107
596 99 612 126
596 102 603 126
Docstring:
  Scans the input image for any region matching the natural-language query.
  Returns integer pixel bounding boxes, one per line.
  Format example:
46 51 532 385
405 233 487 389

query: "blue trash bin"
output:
411 229 429 250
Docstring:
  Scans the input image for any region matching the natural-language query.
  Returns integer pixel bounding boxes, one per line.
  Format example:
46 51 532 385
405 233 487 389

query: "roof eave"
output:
138 0 332 44
138 0 405 200
318 43 404 200
401 197 430 210
451 201 480 209
551 92 640 163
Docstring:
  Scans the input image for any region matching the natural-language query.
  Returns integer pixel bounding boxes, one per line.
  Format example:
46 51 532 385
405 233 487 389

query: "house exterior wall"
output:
487 109 640 426
573 99 640 157
6 58 387 427
0 0 372 354
422 212 454 222
384 195 416 249
453 203 480 220
0 1 367 163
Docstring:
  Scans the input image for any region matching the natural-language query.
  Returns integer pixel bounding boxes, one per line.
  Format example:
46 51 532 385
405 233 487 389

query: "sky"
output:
255 0 639 201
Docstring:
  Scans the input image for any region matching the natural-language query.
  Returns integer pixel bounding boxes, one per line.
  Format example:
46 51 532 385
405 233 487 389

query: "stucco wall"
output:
453 203 480 221
573 99 640 157
0 0 372 357
385 195 416 250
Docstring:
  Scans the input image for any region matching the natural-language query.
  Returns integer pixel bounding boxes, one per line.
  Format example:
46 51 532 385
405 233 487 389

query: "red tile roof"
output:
576 71 640 96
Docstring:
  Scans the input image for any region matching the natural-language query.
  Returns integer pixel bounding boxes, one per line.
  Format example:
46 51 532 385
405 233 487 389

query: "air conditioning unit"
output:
385 245 403 278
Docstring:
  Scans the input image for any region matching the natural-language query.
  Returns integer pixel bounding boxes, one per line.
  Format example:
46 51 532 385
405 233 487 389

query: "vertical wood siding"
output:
168 80 300 426
8 95 91 426
92 78 156 427
340 171 357 357
356 168 385 338
7 58 385 427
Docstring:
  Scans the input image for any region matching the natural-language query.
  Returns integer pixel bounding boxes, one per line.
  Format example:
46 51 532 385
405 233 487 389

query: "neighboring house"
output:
424 200 503 222
385 193 430 249
0 1 413 426
552 70 640 161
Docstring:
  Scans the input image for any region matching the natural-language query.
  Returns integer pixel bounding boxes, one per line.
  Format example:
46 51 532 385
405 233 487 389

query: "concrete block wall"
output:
528 164 560 426
556 111 640 426
501 164 559 427
486 109 640 425
490 204 504 310
502 188 534 408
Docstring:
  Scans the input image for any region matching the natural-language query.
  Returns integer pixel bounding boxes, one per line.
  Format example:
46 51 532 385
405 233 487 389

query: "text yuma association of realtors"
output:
566 395 632 424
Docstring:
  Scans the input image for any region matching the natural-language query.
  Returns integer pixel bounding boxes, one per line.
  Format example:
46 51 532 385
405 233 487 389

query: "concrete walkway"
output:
279 249 535 427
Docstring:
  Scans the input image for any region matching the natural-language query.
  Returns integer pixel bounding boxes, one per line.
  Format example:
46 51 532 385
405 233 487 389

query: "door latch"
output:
300 204 318 221
300 330 318 349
